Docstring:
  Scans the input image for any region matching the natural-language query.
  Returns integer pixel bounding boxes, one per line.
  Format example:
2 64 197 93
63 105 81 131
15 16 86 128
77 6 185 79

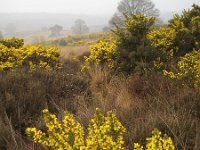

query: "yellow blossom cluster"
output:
26 108 175 150
163 49 200 87
26 108 126 150
0 38 62 71
84 40 117 69
134 128 175 150
147 28 177 58
86 108 126 150
26 109 85 150
125 13 155 34
0 37 24 48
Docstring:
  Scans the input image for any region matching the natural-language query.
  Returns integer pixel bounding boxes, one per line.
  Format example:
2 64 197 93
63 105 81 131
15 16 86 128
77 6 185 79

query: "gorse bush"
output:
26 109 175 150
85 40 117 69
0 37 62 71
147 28 176 69
86 108 126 149
85 4 200 75
0 37 24 48
148 4 200 71
134 129 175 150
26 108 126 150
26 109 85 150
163 49 200 87
148 5 200 86
114 13 156 73
85 13 156 73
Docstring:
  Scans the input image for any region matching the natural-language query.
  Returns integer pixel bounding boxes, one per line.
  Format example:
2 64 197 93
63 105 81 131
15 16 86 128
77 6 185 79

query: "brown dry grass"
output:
0 64 199 150
59 44 90 60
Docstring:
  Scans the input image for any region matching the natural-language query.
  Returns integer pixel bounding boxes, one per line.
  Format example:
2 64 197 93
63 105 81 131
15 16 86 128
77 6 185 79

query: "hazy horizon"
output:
0 0 199 14
0 0 199 40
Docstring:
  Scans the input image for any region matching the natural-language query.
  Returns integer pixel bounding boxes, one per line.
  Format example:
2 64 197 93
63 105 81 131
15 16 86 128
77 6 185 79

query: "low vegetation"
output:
0 4 199 150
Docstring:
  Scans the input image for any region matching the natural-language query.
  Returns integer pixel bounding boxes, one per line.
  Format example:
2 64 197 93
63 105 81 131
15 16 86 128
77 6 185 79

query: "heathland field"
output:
0 3 199 150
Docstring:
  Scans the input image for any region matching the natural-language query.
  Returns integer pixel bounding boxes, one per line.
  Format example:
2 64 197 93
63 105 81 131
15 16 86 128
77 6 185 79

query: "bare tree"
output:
49 24 63 37
0 32 3 40
109 0 160 26
71 19 89 35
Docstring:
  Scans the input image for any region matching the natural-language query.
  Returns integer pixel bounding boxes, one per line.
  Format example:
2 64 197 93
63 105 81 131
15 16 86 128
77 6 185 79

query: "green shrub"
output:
85 14 156 74
114 13 156 73
148 4 200 59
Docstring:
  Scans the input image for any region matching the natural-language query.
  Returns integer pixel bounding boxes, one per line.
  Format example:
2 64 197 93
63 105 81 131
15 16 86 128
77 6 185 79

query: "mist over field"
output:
0 0 200 149
0 0 199 39
0 11 180 31
0 13 110 32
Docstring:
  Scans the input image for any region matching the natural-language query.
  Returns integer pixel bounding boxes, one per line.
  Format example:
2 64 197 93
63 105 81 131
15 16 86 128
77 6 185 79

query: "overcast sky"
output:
0 0 199 14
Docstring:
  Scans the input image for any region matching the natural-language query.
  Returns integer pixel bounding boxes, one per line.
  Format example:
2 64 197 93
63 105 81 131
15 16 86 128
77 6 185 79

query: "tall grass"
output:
0 62 199 149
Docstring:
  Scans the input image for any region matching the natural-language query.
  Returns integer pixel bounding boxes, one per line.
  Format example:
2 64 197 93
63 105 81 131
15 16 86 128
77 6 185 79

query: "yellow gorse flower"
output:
26 108 175 150
134 128 175 150
26 108 126 150
163 49 200 87
84 40 117 69
0 38 62 71
86 108 126 150
26 109 85 150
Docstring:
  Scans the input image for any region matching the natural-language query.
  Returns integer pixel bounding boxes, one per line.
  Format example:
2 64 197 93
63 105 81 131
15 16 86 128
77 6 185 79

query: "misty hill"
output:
0 13 111 34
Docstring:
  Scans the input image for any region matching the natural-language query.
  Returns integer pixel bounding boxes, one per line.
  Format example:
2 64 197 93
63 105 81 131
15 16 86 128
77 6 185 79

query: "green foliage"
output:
0 37 24 48
149 4 200 59
134 128 175 150
0 38 62 71
85 4 200 76
147 4 200 72
26 108 126 150
113 13 156 73
169 4 200 52
85 14 157 73
163 49 200 87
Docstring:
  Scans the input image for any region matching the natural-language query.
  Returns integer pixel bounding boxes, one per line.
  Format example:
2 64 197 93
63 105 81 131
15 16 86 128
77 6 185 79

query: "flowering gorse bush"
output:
134 128 175 150
86 108 126 149
26 109 85 150
147 28 177 70
84 13 156 73
163 49 200 87
26 109 175 150
114 13 156 73
147 4 200 71
0 37 24 48
26 108 126 150
84 40 117 69
0 38 62 71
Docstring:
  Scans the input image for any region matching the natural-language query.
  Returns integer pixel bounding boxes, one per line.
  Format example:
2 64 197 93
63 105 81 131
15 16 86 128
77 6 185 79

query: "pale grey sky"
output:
0 0 199 14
